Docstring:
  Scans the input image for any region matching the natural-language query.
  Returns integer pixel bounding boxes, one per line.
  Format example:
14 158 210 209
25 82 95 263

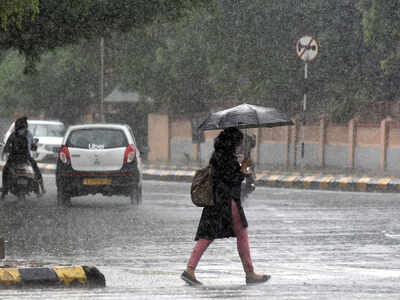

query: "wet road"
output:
0 175 400 299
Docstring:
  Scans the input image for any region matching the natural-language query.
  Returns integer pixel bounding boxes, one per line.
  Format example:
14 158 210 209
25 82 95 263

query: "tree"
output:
357 0 400 100
0 43 99 124
0 0 212 73
0 51 29 114
1 0 397 124
114 0 367 120
115 6 216 115
0 0 39 29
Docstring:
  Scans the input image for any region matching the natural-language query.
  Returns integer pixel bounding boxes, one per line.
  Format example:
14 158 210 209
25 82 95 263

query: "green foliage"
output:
115 0 367 119
0 41 101 123
21 41 101 124
0 0 39 29
2 0 400 124
356 0 400 99
325 92 356 123
0 51 28 113
116 6 215 115
0 0 211 73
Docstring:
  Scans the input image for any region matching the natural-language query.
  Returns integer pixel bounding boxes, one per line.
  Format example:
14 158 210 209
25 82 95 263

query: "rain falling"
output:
0 1 400 299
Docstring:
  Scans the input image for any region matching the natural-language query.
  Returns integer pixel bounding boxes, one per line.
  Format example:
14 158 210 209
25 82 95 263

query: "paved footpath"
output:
23 162 400 193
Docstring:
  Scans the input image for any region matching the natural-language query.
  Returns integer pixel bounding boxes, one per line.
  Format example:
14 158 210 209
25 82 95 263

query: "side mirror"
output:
33 138 39 144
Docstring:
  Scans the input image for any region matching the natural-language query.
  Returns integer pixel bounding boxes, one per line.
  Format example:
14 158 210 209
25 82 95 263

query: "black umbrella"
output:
198 103 293 131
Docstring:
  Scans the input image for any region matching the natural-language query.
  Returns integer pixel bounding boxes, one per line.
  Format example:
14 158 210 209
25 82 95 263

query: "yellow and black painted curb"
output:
2 162 399 193
252 172 400 193
0 161 56 174
0 265 105 288
143 166 400 193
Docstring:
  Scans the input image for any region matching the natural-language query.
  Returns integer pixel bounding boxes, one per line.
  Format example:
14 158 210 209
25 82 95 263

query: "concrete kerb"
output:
142 164 400 193
2 162 400 193
0 161 56 174
0 265 105 288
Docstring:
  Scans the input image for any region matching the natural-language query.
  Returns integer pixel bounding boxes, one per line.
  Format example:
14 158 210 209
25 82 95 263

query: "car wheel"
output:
57 185 71 207
130 184 142 205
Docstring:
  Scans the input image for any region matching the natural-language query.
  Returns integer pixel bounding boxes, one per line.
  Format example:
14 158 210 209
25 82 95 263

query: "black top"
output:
231 182 242 201
194 132 248 241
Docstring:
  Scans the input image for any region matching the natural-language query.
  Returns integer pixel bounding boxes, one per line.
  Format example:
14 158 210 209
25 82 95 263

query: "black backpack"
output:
190 165 214 207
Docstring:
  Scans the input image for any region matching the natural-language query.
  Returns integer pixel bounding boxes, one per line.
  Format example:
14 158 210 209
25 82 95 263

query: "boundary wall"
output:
147 113 400 174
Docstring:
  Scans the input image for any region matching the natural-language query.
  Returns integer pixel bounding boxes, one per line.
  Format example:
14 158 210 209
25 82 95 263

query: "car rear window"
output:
29 124 65 137
66 128 128 149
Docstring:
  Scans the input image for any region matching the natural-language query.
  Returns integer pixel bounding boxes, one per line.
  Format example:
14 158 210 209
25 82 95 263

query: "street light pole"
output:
100 37 105 123
0 237 4 259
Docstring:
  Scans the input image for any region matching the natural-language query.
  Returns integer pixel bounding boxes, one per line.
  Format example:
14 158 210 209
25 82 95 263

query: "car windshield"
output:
66 128 128 149
29 124 65 137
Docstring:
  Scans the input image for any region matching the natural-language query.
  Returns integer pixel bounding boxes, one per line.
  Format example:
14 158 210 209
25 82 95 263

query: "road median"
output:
0 265 105 288
143 164 400 193
2 162 399 193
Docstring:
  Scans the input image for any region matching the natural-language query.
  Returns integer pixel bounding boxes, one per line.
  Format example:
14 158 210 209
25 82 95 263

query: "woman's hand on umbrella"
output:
241 158 252 174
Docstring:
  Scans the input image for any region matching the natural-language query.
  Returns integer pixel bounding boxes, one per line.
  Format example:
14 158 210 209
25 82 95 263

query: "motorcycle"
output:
2 138 41 201
8 161 40 201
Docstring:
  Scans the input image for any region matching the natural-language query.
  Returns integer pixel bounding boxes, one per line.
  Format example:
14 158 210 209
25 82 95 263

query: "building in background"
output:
104 86 153 160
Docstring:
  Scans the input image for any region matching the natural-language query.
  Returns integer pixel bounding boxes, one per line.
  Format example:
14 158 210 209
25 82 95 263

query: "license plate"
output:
83 178 111 185
17 178 28 185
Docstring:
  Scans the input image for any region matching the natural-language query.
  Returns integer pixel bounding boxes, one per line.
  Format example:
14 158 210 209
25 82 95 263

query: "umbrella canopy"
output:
198 103 293 131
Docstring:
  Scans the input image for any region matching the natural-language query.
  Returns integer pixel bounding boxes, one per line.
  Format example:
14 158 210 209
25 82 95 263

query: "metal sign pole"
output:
296 35 318 164
301 62 308 159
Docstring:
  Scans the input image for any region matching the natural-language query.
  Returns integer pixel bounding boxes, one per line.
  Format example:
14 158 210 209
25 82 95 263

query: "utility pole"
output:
100 37 105 123
0 237 4 259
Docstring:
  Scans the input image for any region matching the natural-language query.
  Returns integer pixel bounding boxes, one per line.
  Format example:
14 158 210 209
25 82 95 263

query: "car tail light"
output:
15 165 33 175
59 145 70 164
124 144 136 163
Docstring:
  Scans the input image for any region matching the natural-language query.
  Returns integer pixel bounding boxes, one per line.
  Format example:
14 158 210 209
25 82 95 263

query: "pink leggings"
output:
187 200 254 273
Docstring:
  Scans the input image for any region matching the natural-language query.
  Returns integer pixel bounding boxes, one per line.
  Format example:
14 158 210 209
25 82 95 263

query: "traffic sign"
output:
296 36 319 62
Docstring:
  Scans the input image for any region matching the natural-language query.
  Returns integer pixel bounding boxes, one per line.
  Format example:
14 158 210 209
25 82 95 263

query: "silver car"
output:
56 124 143 206
3 120 65 163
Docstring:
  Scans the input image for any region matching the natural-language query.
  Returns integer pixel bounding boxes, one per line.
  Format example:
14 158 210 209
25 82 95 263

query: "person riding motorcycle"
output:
1 116 45 199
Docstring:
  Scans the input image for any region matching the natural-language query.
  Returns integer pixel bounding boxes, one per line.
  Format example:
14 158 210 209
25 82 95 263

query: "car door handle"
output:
71 154 80 157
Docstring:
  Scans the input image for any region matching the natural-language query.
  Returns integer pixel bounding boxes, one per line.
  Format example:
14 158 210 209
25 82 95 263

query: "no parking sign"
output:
296 35 319 160
296 36 319 62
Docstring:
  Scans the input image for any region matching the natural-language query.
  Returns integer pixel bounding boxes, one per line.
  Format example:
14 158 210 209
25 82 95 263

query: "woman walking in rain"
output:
181 127 270 285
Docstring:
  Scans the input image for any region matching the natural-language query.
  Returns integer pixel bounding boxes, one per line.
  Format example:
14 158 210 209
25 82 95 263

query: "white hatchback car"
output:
3 120 65 163
55 123 143 206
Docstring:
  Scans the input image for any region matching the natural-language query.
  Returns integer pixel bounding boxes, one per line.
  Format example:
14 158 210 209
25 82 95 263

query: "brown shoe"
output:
246 274 271 285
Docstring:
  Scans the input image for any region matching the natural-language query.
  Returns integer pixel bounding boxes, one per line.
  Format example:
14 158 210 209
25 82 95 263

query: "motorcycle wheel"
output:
17 192 26 202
